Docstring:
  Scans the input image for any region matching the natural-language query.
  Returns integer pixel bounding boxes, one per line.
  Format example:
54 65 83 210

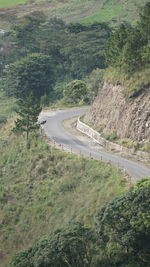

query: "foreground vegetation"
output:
9 177 150 267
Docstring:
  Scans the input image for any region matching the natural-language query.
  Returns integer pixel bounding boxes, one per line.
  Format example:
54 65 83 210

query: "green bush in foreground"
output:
10 223 95 267
9 179 150 267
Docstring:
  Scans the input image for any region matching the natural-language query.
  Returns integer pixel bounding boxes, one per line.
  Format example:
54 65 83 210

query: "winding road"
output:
41 107 150 180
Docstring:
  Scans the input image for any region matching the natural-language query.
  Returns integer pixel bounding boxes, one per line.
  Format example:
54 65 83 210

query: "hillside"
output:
0 0 149 29
0 95 127 266
84 82 150 146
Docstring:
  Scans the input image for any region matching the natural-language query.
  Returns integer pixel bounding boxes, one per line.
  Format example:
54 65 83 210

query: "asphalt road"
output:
42 107 150 180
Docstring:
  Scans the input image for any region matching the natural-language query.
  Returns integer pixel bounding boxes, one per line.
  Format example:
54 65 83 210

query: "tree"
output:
105 2 150 75
12 94 44 147
12 11 46 53
6 53 55 99
105 23 131 68
63 80 87 104
95 178 150 267
9 223 95 267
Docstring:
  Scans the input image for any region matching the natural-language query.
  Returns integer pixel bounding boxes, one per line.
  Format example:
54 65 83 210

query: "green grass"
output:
116 139 150 153
0 135 127 266
124 68 150 97
0 0 29 8
0 0 47 8
105 67 150 97
80 3 123 24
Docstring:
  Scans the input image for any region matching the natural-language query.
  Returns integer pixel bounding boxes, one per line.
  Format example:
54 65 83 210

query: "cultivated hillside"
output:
0 0 149 29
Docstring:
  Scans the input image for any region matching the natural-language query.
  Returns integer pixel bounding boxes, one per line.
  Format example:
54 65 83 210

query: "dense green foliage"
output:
95 178 150 267
63 80 87 104
10 223 95 267
5 53 54 99
2 2 149 102
105 2 150 96
1 14 110 103
106 3 150 71
9 179 150 267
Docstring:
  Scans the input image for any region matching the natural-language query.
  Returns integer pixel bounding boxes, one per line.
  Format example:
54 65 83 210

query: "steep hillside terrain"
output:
84 82 150 143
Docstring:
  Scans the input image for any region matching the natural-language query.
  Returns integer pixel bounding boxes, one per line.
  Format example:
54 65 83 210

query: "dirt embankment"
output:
84 82 150 142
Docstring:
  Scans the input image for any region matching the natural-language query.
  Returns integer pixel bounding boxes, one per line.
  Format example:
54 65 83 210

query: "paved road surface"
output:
41 107 150 180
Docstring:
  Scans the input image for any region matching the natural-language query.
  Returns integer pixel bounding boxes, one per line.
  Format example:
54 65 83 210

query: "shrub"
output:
0 116 7 124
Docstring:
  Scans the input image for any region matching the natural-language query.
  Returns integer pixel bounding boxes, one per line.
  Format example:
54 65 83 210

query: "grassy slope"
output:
0 92 127 266
80 0 149 25
105 67 150 97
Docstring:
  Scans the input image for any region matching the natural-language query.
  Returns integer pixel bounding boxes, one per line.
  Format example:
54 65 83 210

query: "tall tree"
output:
9 223 95 267
95 178 150 267
12 94 44 147
6 53 55 99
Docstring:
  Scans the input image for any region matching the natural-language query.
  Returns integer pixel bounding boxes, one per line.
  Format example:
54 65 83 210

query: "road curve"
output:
41 107 150 180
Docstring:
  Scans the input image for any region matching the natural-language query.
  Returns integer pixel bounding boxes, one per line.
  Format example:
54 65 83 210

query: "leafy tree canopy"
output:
12 94 44 147
9 178 150 267
95 178 150 267
9 223 95 267
6 53 55 99
63 80 87 104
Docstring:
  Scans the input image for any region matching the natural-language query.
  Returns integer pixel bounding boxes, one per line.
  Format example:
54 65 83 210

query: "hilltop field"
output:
0 0 148 29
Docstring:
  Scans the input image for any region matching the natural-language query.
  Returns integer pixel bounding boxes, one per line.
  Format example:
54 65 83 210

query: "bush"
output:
104 132 117 141
63 80 87 104
0 116 7 124
40 94 49 106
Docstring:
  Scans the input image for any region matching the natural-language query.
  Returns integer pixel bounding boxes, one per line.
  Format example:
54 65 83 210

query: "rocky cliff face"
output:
84 82 150 142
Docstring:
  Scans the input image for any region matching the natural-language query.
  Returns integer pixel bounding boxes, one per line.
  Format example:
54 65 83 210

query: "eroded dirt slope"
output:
84 82 150 142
